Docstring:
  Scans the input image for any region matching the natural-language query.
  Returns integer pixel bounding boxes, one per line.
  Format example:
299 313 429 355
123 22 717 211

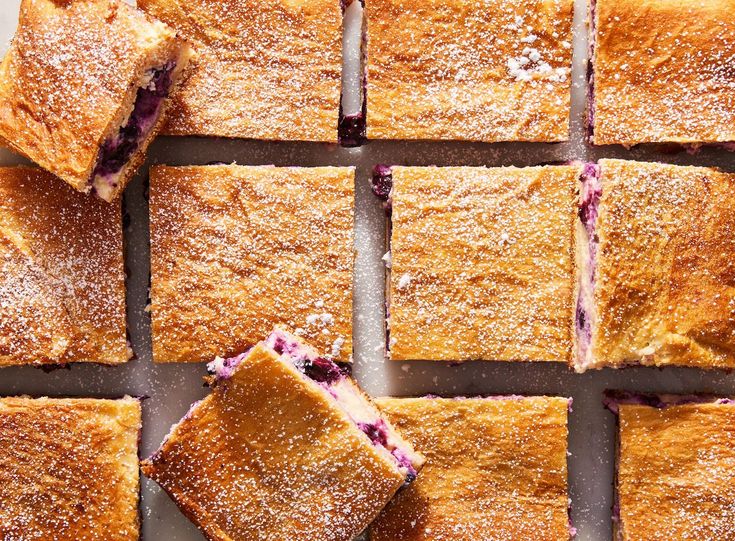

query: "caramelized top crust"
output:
388 165 579 362
592 0 735 145
367 0 573 142
0 167 129 366
617 402 735 540
141 344 406 541
371 396 571 541
138 0 342 142
0 0 182 192
590 159 735 369
0 396 142 541
149 165 354 362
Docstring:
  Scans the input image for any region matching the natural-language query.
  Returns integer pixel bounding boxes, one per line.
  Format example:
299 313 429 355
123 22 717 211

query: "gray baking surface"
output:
1 1 734 540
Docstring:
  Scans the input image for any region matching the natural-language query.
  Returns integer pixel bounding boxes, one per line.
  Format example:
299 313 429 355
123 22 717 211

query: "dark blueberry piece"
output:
304 357 346 384
357 421 388 446
338 113 366 147
38 363 71 373
577 307 586 330
271 337 287 355
371 165 393 201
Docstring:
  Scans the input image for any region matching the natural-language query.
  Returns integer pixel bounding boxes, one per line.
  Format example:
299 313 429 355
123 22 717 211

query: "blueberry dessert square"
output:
138 0 343 142
142 330 424 541
0 396 142 540
149 164 354 362
574 159 735 371
366 0 574 142
589 0 735 148
0 167 129 366
0 0 193 201
381 165 579 362
606 392 735 540
371 396 572 541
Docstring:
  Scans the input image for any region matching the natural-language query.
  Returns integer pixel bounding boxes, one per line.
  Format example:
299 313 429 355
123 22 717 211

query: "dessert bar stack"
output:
1 0 734 539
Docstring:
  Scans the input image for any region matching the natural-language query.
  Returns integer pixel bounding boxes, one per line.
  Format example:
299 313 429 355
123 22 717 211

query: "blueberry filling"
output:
266 334 351 384
338 108 366 147
575 164 601 370
357 419 418 485
92 62 176 187
303 356 353 383
603 390 735 414
372 164 393 204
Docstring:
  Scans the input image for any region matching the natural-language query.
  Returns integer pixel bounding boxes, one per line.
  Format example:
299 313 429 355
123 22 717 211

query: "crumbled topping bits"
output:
388 165 579 362
0 396 142 541
138 0 342 142
371 396 571 541
142 342 408 541
615 399 735 540
0 167 129 366
149 165 354 362
367 0 574 142
0 0 182 193
592 0 735 145
589 159 735 369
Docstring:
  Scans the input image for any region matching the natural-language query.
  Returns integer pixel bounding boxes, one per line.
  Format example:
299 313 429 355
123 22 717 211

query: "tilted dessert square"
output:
142 330 424 541
149 164 354 362
0 0 193 201
138 0 343 142
606 392 735 541
575 159 735 371
371 396 572 541
0 396 142 540
589 0 735 147
377 165 579 362
0 167 129 366
366 0 574 142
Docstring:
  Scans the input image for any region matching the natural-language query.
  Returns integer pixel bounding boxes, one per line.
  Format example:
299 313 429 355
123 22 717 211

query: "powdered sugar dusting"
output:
367 0 574 142
371 396 571 540
0 167 128 365
387 165 579 362
0 396 141 539
592 0 735 145
617 399 735 539
149 165 354 362
138 0 342 142
590 159 735 369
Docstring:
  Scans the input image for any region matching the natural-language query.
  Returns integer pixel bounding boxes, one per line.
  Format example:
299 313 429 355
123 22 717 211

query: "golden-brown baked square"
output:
609 393 735 541
0 0 192 201
386 165 579 362
149 164 354 362
138 0 343 142
575 159 735 371
0 396 142 541
371 396 572 541
366 0 574 142
142 330 424 541
590 0 735 146
0 167 129 366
